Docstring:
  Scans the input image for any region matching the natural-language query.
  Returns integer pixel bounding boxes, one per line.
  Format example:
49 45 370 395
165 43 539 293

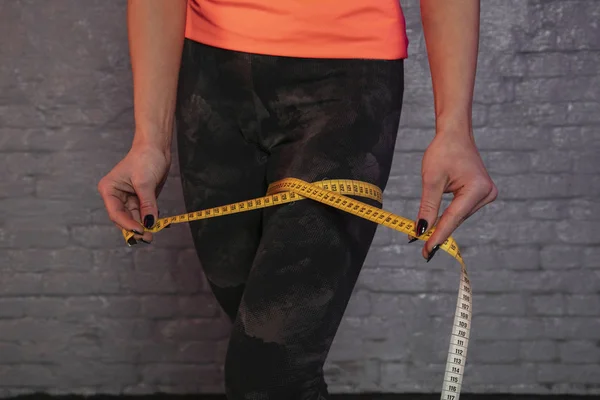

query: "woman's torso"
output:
185 0 408 60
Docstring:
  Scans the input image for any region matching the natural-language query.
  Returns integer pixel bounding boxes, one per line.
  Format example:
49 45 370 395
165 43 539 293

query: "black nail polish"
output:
426 244 440 263
127 237 137 246
143 215 154 229
132 229 143 235
140 239 151 244
416 219 428 236
408 236 418 243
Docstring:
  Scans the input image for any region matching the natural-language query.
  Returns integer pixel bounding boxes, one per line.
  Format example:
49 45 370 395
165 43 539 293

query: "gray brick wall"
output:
0 0 599 396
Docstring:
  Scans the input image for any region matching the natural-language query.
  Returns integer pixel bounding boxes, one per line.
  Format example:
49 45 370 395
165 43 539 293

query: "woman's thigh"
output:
175 39 269 322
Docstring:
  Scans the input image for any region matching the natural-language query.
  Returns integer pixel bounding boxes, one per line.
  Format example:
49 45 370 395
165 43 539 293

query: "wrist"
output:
132 129 173 160
435 112 474 141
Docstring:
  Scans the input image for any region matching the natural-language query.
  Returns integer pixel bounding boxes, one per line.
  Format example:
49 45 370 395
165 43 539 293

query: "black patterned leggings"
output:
175 39 404 399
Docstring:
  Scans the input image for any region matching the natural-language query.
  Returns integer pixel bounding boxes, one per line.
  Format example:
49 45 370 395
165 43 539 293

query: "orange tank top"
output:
185 0 409 60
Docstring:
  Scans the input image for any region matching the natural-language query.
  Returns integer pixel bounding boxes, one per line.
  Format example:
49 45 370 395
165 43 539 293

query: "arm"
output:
98 0 187 243
420 0 480 138
128 0 187 158
411 0 497 260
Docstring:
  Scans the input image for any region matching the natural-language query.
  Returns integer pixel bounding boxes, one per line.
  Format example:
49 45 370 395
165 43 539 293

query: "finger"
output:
422 189 482 261
412 176 445 241
132 177 159 230
125 196 154 244
408 215 441 243
98 179 144 234
463 182 499 220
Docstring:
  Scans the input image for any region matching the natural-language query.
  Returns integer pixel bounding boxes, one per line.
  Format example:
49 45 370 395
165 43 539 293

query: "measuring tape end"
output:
121 228 138 246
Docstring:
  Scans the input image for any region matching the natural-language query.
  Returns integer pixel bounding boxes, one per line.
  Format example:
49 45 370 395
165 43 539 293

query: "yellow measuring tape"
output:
122 178 471 400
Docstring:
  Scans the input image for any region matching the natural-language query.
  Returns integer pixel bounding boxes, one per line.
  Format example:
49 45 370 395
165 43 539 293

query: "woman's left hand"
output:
410 129 498 261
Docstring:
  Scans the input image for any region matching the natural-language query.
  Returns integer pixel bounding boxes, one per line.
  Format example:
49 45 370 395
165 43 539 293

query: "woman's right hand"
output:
97 143 171 244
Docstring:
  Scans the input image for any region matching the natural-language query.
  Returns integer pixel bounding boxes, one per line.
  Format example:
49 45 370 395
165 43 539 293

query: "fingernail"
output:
408 236 418 243
140 239 151 244
143 215 155 229
426 244 440 263
127 237 137 246
132 229 143 235
416 219 428 236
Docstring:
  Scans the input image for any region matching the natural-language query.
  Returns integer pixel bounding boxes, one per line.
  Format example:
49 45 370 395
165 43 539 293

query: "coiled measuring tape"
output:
121 178 471 400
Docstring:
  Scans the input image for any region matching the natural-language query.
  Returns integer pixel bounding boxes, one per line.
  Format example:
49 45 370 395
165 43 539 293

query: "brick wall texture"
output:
1 0 599 396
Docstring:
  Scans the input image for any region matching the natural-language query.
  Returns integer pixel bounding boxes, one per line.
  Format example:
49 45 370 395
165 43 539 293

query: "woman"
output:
98 0 497 398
